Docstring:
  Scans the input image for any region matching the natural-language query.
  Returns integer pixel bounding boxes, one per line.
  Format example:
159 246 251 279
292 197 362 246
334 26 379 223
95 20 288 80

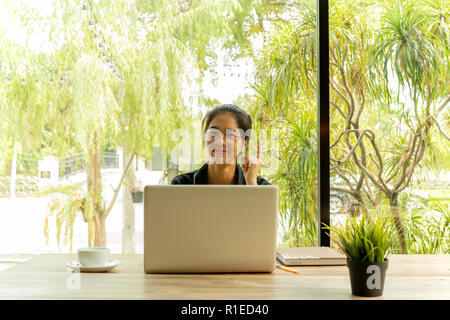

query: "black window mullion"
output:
317 0 330 247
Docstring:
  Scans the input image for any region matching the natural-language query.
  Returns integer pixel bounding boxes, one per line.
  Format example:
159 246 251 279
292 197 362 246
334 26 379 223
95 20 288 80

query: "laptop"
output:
143 185 279 273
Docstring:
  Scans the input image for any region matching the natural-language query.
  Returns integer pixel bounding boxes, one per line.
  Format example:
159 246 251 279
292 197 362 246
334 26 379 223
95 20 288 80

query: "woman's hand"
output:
242 141 262 185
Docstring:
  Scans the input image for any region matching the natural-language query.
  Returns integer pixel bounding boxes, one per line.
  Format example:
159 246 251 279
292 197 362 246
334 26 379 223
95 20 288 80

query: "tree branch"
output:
335 167 359 184
330 129 360 149
330 186 355 195
67 151 88 173
387 129 418 184
331 46 356 112
396 117 432 193
333 167 357 192
437 95 450 114
330 101 347 119
331 129 382 174
364 130 388 189
354 130 368 191
430 116 450 141
355 89 365 126
368 152 380 171
339 129 389 193
363 176 377 206
104 151 136 218
397 135 427 194
330 80 352 110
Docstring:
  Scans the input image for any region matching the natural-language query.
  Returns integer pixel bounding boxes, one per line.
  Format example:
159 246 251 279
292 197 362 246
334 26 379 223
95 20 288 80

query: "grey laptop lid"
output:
144 185 278 273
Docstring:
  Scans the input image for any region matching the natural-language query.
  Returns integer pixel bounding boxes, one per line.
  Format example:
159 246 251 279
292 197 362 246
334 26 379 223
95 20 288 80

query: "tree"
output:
43 0 244 248
328 0 449 253
0 1 55 197
249 0 449 252
1 0 269 250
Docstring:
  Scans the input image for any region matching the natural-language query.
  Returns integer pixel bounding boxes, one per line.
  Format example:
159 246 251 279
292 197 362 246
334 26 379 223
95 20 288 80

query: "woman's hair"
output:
202 104 252 142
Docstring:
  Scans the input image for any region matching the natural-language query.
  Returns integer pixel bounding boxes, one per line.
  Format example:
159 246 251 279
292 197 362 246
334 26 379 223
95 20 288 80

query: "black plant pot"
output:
131 191 143 203
347 259 388 297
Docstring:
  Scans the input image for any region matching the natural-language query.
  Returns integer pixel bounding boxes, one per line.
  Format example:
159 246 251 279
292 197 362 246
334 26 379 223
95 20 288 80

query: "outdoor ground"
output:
0 169 161 254
0 192 145 255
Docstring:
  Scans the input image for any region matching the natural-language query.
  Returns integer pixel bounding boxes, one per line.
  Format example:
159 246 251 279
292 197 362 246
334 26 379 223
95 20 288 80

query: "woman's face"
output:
204 113 248 164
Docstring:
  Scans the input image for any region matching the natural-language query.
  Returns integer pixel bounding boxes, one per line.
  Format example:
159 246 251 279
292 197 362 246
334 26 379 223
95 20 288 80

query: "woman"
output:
171 104 270 185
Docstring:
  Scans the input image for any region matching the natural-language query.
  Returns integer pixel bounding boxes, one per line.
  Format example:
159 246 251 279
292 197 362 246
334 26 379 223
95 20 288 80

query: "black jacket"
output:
170 162 271 185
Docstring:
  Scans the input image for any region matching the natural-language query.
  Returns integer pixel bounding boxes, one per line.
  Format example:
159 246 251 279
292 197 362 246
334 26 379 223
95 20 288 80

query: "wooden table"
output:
0 254 449 300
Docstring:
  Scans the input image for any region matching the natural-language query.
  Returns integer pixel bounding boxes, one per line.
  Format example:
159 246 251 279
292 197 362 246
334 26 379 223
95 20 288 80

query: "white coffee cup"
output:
78 247 110 267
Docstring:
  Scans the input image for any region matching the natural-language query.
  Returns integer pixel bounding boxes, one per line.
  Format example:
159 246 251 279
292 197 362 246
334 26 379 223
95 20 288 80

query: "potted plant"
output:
130 179 143 203
323 214 394 297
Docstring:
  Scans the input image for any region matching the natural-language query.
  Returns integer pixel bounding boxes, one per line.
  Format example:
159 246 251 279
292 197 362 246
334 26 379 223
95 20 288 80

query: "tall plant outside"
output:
271 110 318 247
249 0 319 247
399 199 450 254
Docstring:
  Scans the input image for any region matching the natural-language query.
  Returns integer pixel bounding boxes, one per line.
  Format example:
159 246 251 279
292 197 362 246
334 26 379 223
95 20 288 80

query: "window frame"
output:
317 0 330 247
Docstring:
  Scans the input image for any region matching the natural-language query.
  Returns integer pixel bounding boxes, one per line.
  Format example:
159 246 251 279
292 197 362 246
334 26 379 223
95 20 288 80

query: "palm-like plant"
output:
248 0 318 247
272 110 318 247
364 0 449 252
401 199 450 254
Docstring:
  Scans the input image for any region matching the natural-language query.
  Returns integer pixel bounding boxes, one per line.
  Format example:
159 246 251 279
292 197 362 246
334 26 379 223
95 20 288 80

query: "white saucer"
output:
67 259 120 273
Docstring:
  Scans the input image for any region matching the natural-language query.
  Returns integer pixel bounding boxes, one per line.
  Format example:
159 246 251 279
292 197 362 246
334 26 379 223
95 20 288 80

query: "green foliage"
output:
0 175 39 196
271 109 318 247
42 183 85 252
399 199 450 254
253 3 316 112
1 0 272 248
370 0 449 102
248 0 319 247
324 214 394 262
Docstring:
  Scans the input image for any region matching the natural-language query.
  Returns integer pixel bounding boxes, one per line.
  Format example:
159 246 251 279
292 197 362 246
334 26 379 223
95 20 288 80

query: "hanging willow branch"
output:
104 150 136 218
